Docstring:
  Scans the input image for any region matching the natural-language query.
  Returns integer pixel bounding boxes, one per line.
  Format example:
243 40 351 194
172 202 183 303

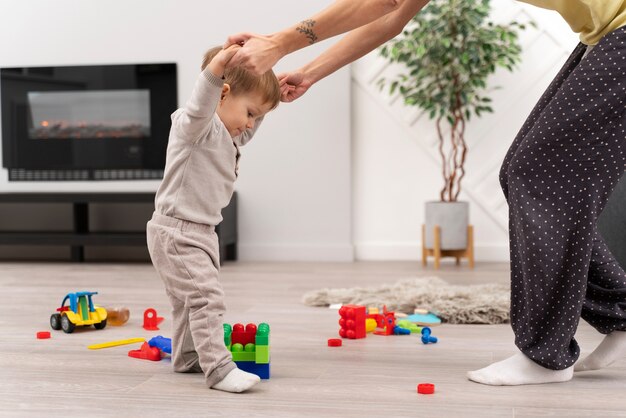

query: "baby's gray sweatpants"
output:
146 212 236 387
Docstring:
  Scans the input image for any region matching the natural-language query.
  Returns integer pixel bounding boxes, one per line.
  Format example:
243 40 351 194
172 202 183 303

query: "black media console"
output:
0 192 237 262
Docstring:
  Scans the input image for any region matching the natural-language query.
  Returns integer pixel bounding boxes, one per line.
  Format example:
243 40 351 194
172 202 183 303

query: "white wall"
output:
0 0 584 263
0 0 353 261
351 0 580 261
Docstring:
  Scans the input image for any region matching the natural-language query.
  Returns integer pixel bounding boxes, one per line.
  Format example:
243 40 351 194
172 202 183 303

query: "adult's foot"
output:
575 331 626 372
467 352 573 386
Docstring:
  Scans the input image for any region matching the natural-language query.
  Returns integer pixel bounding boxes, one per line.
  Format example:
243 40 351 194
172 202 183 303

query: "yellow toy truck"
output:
50 291 107 334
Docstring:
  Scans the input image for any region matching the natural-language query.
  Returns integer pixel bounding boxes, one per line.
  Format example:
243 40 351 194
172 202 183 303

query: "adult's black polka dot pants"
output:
499 26 626 370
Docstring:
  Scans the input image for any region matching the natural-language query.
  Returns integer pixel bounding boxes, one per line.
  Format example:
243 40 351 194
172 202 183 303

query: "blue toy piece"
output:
148 336 172 354
421 327 438 344
393 325 411 335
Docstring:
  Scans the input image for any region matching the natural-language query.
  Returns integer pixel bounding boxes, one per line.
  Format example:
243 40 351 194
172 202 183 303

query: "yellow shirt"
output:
519 0 626 45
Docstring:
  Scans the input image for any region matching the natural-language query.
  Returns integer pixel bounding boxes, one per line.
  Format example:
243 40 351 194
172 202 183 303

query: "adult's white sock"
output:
467 352 573 386
575 331 626 372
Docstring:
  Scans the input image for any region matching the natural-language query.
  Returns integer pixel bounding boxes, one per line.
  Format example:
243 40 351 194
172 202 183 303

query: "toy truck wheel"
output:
50 314 62 330
61 315 76 334
94 319 107 330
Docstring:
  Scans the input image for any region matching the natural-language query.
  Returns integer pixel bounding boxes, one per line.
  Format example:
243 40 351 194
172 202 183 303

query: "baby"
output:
147 45 280 392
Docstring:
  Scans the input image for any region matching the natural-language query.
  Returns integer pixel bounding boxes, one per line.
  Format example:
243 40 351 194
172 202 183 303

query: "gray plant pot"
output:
424 201 469 250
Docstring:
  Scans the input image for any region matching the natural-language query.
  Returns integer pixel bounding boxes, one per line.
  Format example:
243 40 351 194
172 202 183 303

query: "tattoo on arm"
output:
296 19 318 44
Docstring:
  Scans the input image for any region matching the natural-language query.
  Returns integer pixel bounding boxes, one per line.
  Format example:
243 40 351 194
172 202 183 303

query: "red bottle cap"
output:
37 331 51 339
327 338 342 347
417 383 435 394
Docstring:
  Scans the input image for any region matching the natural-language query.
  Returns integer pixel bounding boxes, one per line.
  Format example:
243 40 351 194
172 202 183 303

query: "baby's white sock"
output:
575 331 626 372
211 368 260 393
467 352 573 386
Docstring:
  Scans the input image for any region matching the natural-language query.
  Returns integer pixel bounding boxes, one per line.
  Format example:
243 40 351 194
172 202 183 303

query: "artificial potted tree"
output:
378 0 526 267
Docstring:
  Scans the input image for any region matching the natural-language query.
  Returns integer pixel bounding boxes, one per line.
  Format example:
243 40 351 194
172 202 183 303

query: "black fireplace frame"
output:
1 63 177 181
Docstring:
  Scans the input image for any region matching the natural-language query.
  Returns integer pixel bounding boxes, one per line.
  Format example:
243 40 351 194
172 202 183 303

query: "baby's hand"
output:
207 44 241 78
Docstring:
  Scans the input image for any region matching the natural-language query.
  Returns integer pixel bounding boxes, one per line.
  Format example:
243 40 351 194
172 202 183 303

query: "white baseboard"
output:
354 242 510 262
238 243 355 262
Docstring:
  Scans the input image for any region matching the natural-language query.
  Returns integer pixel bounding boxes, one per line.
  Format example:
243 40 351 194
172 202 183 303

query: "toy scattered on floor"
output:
365 318 377 333
148 335 172 354
104 306 130 326
143 308 164 331
50 291 107 334
128 342 161 361
224 322 270 379
36 331 50 339
417 383 435 394
421 327 438 344
393 325 411 335
88 337 146 350
367 306 397 336
327 338 342 347
403 310 441 326
395 320 423 334
339 305 366 339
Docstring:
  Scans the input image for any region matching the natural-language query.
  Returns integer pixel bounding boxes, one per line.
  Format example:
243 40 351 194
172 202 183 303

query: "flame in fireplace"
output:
30 119 149 139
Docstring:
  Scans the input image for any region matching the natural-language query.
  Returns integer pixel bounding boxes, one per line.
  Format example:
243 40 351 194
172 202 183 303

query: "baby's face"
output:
217 90 273 138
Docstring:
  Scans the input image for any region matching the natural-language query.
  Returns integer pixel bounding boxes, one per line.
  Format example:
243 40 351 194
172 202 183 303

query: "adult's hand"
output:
278 71 314 103
207 44 241 78
224 32 286 75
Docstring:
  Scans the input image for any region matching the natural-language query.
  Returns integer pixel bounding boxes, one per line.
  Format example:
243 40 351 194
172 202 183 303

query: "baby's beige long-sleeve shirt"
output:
155 69 261 226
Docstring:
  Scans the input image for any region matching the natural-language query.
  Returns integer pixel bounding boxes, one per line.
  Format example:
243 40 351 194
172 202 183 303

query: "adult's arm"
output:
226 0 412 74
280 0 430 102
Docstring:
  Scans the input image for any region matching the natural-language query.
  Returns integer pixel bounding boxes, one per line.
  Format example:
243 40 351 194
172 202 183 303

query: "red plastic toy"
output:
232 323 257 346
36 331 51 339
128 342 161 361
143 308 164 331
338 305 366 339
417 383 435 394
367 305 396 336
327 338 342 347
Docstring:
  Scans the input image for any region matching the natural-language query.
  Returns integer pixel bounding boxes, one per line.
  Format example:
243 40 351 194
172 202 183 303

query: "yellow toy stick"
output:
88 337 146 350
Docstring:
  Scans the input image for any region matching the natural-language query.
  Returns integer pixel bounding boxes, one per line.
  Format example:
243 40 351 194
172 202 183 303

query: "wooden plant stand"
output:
422 224 475 269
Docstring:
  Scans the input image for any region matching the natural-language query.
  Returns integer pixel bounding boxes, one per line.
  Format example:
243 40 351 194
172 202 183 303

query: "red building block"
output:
338 305 366 339
231 323 257 346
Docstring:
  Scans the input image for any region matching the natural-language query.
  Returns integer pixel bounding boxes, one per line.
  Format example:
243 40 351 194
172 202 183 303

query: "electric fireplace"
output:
1 63 177 181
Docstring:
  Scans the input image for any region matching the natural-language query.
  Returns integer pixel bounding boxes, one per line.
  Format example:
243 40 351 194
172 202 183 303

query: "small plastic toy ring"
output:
417 383 435 394
327 338 342 347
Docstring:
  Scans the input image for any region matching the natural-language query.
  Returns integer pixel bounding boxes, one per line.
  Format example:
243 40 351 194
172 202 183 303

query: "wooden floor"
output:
1 261 625 417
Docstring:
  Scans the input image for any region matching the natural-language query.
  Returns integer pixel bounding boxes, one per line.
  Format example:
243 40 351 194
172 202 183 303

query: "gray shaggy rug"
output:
302 277 510 324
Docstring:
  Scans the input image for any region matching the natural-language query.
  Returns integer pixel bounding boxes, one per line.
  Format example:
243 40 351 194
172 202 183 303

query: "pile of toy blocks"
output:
224 322 270 379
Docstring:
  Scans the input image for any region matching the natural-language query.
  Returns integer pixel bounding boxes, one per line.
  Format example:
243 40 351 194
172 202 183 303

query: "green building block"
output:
255 323 270 345
231 351 256 362
255 345 270 364
230 342 256 362
223 323 232 347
